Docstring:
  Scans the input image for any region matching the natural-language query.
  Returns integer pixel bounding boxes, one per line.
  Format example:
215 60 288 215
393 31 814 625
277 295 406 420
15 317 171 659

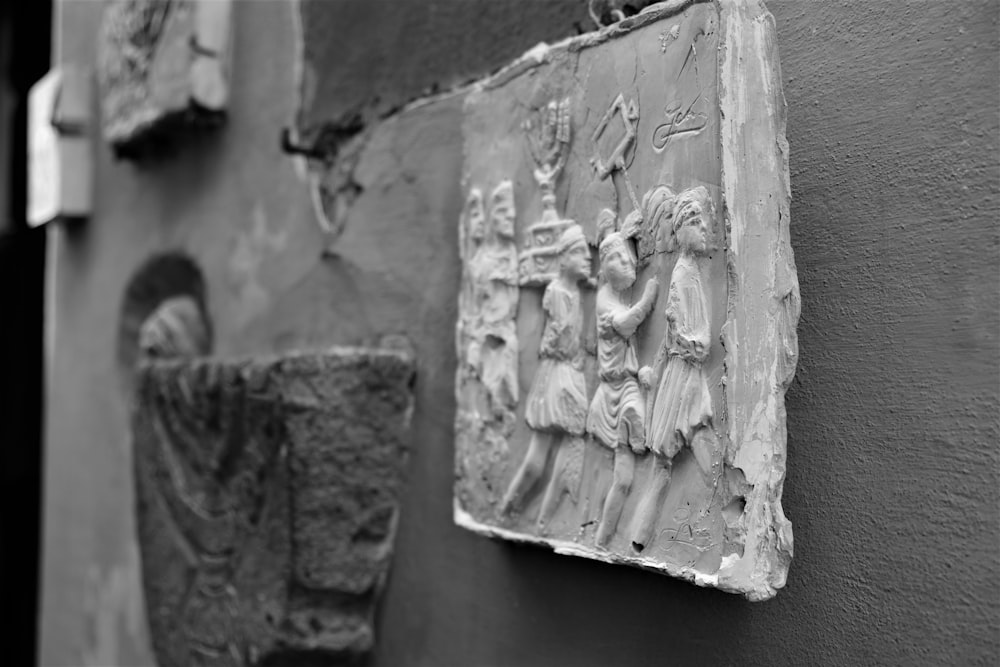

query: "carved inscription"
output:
455 0 798 601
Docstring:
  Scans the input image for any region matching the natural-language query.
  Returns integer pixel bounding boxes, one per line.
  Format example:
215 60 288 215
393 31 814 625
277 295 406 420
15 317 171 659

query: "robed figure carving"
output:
475 182 520 416
633 186 717 551
588 208 658 547
459 183 520 422
501 223 591 530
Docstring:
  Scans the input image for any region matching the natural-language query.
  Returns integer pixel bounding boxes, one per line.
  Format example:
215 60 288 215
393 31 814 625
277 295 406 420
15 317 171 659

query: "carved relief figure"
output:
632 186 717 551
458 183 520 419
588 208 659 547
501 223 591 529
476 181 520 416
458 188 487 375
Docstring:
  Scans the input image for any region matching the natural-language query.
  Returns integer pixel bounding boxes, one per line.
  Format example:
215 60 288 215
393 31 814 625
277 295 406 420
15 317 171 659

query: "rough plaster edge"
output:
399 0 705 117
453 502 768 597
474 0 706 92
717 0 798 602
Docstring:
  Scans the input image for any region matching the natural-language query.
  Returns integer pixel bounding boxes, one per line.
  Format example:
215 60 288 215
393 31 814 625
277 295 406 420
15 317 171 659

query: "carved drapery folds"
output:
132 348 415 666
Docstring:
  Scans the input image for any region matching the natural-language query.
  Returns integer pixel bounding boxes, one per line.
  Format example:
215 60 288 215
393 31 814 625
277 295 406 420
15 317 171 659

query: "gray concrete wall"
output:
40 1 998 665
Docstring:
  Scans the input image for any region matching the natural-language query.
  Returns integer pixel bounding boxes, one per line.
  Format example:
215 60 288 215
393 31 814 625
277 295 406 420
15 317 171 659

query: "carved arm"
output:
610 275 659 338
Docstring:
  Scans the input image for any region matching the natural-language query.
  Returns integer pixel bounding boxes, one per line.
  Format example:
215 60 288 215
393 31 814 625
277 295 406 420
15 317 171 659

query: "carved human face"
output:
467 193 486 241
563 240 592 281
603 244 636 291
676 203 710 254
492 202 515 239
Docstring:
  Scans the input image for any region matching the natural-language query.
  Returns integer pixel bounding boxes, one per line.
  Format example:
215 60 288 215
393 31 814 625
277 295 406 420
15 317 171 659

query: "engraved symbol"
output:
591 94 642 214
652 35 708 153
591 94 638 180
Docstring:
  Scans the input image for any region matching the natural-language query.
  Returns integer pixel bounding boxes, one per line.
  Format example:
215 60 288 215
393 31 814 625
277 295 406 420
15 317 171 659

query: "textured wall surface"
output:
41 1 998 665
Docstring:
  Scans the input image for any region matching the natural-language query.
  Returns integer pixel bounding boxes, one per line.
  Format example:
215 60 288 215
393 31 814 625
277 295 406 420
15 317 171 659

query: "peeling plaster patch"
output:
227 203 288 328
523 41 552 65
81 542 145 667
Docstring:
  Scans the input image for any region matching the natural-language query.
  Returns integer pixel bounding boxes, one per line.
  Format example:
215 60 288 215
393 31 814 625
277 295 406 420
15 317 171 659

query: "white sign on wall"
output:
28 65 93 227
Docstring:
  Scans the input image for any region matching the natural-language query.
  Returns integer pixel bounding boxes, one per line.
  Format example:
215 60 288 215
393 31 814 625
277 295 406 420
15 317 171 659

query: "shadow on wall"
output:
117 252 213 390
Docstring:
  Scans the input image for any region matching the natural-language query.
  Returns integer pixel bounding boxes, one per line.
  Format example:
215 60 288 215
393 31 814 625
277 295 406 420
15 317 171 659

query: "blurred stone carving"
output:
98 0 232 158
463 181 520 418
132 347 415 666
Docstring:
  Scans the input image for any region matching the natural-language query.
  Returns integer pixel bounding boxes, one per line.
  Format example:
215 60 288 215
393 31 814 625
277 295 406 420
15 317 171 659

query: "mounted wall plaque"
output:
453 0 799 600
97 0 232 158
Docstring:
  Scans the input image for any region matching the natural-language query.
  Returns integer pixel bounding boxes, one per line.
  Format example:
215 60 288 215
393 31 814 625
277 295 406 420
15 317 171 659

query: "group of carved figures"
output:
458 181 521 423
483 183 718 552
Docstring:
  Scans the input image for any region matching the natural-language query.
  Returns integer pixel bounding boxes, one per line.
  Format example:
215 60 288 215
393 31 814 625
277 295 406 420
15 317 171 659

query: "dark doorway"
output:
0 1 52 664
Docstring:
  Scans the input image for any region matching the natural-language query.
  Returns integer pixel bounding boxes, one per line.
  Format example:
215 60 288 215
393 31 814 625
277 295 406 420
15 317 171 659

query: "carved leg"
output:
537 435 585 533
500 430 551 515
630 456 673 552
595 447 635 548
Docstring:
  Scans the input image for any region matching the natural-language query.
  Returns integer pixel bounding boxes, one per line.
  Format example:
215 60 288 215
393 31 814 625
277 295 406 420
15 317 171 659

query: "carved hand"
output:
638 365 653 389
676 335 708 362
641 275 659 310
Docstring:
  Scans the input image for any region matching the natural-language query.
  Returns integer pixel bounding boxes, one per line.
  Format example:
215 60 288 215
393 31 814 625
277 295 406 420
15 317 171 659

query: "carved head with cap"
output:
661 185 712 255
556 222 591 281
596 208 637 291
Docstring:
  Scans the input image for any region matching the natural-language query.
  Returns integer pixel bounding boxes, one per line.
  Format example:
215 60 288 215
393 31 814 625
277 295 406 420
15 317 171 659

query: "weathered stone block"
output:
97 0 231 158
454 0 798 600
132 348 415 665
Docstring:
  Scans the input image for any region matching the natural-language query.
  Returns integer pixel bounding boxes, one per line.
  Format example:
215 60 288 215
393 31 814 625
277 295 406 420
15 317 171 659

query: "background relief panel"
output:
453 0 798 600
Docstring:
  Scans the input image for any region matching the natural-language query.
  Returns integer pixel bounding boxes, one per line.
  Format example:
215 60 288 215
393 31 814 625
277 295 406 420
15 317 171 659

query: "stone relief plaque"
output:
454 0 799 600
133 347 415 665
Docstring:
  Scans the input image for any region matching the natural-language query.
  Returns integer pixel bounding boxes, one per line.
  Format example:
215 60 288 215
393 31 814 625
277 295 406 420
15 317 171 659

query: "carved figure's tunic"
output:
478 241 520 409
524 280 588 435
477 243 519 327
586 289 645 449
647 255 713 458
